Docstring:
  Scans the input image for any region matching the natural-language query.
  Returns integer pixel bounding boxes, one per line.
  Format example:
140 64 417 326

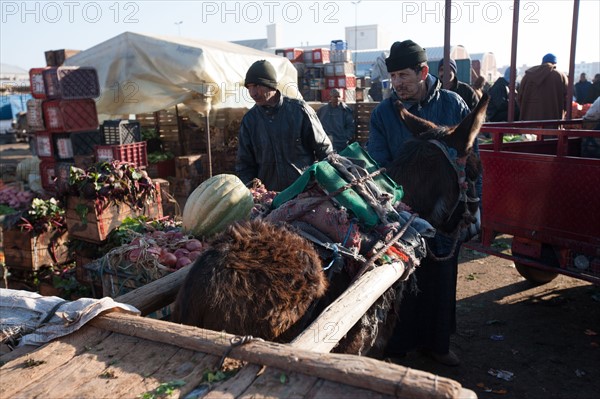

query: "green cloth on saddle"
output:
272 142 404 228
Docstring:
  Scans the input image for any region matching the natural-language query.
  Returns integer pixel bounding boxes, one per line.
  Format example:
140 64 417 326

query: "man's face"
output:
438 66 456 89
330 95 340 106
246 84 277 106
390 66 426 101
580 73 586 82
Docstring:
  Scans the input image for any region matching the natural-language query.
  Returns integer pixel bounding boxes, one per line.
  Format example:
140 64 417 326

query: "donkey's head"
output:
386 94 489 235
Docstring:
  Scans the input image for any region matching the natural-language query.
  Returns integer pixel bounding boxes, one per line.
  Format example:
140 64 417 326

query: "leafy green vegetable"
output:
139 380 186 399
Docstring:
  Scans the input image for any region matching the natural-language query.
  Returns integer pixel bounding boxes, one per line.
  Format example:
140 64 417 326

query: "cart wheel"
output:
512 244 559 285
514 263 558 285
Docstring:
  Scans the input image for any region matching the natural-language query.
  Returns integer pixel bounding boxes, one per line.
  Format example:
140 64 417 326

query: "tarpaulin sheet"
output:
64 32 300 117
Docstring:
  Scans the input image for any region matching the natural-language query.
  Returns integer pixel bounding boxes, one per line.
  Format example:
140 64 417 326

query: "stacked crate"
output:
324 40 356 103
27 66 102 194
95 119 146 166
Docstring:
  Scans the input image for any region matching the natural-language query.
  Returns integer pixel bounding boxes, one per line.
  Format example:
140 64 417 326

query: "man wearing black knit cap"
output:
236 60 333 191
367 40 475 367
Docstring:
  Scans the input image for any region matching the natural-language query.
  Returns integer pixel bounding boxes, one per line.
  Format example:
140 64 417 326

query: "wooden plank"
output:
65 334 182 398
90 313 464 399
13 332 143 398
291 262 405 352
0 326 111 398
202 364 263 399
237 368 320 399
310 379 392 399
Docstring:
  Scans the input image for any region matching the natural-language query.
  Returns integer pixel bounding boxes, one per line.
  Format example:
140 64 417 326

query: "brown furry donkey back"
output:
172 219 328 342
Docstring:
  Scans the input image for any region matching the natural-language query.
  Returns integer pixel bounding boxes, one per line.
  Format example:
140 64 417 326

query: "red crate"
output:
43 66 100 99
312 48 330 64
35 132 73 160
94 142 148 167
39 159 57 192
336 75 357 89
42 99 98 132
56 162 75 194
284 48 304 63
29 68 48 99
26 99 45 131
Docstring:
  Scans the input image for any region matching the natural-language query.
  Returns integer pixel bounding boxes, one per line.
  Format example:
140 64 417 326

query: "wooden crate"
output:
3 228 70 271
174 154 210 180
65 188 163 243
167 177 203 198
352 102 378 145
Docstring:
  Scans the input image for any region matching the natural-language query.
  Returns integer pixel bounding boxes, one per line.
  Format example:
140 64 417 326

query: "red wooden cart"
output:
466 120 600 285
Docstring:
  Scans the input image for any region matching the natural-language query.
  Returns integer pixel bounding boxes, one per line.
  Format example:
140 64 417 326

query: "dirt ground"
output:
390 245 600 399
1 141 599 399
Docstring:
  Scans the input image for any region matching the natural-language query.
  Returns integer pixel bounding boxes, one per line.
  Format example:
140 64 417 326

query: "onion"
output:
184 239 203 252
188 251 202 261
128 248 142 263
175 257 192 269
159 252 177 268
174 248 190 259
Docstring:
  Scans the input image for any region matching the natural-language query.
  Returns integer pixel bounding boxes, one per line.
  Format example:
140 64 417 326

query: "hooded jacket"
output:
236 92 333 192
518 63 568 120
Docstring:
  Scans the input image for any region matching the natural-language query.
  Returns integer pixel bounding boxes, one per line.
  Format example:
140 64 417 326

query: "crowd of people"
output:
233 43 599 368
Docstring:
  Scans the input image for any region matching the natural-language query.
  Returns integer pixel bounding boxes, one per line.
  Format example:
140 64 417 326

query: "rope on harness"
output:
216 335 265 369
351 213 418 284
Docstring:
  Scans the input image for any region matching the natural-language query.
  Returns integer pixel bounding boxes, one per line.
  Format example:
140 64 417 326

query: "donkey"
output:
172 94 489 356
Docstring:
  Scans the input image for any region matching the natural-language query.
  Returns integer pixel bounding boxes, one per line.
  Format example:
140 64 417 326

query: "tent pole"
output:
443 0 451 90
206 110 213 178
508 0 520 123
566 0 580 120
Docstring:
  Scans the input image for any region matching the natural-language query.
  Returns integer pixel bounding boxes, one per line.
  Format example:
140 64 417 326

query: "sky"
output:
1 0 599 73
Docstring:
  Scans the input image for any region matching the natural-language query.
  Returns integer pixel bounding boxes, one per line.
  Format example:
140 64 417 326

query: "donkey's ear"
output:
395 100 438 136
445 93 490 156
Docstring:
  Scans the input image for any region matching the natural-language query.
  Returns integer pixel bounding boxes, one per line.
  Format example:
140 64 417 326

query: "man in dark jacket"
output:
584 73 600 104
574 73 592 104
437 58 479 110
367 40 476 367
486 68 520 122
236 60 333 191
317 88 355 152
518 53 568 121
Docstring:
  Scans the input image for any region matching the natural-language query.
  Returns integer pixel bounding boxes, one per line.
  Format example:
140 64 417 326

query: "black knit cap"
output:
385 40 428 72
245 60 278 90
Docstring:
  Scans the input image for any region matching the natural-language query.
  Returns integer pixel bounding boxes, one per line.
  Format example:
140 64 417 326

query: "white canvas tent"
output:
64 31 299 117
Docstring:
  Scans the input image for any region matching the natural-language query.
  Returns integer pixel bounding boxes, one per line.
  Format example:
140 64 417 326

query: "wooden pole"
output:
292 261 405 352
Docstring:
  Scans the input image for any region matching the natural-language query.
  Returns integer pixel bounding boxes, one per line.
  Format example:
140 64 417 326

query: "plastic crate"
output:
26 99 45 131
29 68 48 99
330 40 347 51
312 48 330 64
35 132 73 160
42 99 98 132
70 130 103 155
336 75 357 89
101 120 141 145
94 142 148 167
334 62 355 77
284 48 304 63
43 66 100 99
39 159 57 192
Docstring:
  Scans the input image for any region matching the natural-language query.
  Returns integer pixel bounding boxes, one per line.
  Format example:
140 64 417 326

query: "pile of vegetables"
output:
68 161 158 215
102 227 204 284
0 186 35 212
248 179 277 219
2 198 66 235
